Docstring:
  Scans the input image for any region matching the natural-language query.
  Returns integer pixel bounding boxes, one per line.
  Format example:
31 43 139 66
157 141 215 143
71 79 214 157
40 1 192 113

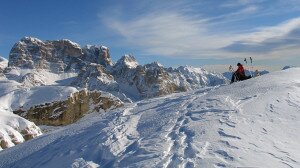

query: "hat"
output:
237 63 242 66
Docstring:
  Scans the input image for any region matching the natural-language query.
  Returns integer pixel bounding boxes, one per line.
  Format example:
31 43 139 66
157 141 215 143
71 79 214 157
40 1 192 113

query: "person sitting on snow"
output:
231 63 251 83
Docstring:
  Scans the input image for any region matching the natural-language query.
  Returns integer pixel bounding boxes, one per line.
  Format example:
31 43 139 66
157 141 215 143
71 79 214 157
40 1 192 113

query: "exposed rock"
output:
0 109 42 150
72 63 118 92
13 90 123 126
167 66 228 90
7 37 228 100
83 45 113 68
113 55 138 72
8 37 113 73
19 73 45 87
113 58 178 98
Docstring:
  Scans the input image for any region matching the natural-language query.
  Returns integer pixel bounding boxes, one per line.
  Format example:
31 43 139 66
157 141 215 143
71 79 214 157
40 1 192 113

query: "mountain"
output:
8 37 228 100
0 37 228 150
0 68 299 167
8 37 112 73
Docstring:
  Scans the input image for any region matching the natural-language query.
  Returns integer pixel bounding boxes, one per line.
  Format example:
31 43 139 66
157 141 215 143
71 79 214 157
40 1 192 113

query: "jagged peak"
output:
20 36 44 44
84 45 108 51
145 61 163 69
58 39 81 48
116 55 138 69
176 65 207 74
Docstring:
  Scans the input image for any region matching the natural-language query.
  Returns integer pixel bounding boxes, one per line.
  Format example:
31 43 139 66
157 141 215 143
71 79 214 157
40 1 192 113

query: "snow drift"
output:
0 68 299 167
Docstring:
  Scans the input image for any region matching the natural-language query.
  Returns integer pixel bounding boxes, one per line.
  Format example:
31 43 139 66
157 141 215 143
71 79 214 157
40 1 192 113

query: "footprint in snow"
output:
218 129 241 140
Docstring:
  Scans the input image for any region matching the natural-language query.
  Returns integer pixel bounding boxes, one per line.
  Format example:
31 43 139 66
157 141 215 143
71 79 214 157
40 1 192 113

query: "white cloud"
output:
99 1 300 62
101 12 237 58
224 17 300 59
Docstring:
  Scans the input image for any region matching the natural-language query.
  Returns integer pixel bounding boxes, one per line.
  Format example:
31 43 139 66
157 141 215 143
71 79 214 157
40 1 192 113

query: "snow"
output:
61 39 81 49
0 68 299 167
71 158 99 168
0 107 42 151
21 36 44 44
0 70 79 111
0 56 8 69
169 66 228 89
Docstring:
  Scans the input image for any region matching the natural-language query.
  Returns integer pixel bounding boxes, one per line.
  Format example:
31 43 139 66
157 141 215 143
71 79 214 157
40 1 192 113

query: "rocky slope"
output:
8 37 112 73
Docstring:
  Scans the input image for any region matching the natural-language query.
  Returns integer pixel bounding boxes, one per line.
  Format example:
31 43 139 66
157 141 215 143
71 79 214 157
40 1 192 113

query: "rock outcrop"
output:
83 45 113 68
71 63 118 92
13 90 123 126
0 109 42 150
8 37 113 73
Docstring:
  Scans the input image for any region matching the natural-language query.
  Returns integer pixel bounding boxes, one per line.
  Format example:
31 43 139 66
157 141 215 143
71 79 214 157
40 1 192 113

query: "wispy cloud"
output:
100 12 232 58
223 17 300 59
98 0 300 61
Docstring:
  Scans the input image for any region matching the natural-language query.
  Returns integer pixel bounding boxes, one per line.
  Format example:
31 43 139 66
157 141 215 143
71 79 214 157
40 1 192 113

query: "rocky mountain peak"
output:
115 55 138 70
144 62 164 71
20 36 44 45
8 37 116 73
83 45 113 68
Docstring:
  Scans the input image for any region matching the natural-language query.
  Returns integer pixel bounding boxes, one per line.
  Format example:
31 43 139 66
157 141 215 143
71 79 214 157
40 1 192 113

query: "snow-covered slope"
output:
0 68 299 168
0 107 42 151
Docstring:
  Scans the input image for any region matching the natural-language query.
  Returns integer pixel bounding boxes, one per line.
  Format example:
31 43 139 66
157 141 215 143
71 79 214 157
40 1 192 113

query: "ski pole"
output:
249 57 253 77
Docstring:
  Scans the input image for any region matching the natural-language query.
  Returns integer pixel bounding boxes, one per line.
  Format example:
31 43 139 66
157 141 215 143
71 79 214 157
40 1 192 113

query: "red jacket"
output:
236 65 245 75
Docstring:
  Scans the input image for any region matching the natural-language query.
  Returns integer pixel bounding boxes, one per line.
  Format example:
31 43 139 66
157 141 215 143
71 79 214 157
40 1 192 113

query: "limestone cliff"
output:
13 90 123 126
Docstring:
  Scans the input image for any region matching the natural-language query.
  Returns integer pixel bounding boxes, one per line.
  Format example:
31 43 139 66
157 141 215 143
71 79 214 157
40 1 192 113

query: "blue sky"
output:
0 0 300 72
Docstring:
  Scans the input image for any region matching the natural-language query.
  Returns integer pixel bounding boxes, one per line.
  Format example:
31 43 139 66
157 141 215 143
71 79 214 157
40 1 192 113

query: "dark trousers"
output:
231 73 251 83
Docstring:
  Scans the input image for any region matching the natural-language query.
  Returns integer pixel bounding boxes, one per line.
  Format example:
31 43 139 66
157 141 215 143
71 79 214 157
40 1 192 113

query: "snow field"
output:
0 68 299 168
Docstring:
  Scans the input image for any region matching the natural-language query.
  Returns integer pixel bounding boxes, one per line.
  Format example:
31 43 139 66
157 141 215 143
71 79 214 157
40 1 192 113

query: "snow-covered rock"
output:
8 37 83 72
71 63 118 92
112 56 228 99
7 37 227 100
0 56 8 70
71 158 99 168
83 45 113 68
0 108 42 151
113 58 178 98
113 55 138 72
0 68 299 167
8 37 113 73
13 89 123 126
168 66 228 90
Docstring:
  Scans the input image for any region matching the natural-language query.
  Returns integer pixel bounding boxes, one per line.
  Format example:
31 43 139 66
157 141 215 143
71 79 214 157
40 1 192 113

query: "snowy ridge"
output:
0 68 299 167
